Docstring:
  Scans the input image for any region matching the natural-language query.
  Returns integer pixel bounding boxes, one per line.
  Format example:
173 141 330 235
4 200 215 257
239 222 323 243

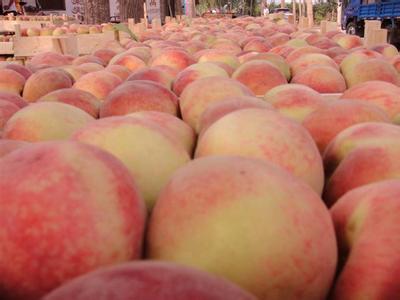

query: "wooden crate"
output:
75 31 118 55
13 35 78 57
0 41 13 55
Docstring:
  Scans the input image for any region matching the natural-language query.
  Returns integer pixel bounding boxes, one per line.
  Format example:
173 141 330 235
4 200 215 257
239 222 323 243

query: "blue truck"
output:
341 0 400 45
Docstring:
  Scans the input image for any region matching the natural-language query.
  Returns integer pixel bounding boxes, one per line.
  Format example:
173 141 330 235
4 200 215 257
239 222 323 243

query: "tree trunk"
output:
280 0 285 8
292 0 296 23
119 0 144 22
84 0 110 24
306 0 313 27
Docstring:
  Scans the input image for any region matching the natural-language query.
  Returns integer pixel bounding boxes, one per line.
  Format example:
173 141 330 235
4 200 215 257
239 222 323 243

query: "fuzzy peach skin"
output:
0 92 28 108
73 71 122 101
71 116 190 210
2 102 94 142
172 62 229 96
77 62 105 73
27 52 71 68
73 55 105 66
370 43 399 58
323 122 400 177
324 145 400 206
38 88 100 118
127 67 174 89
289 53 339 76
242 53 291 81
232 60 287 95
196 49 240 70
93 48 117 65
110 54 147 72
23 68 72 102
60 65 88 82
0 62 32 80
264 84 326 122
330 180 400 300
195 108 324 194
335 35 363 50
180 76 254 132
0 139 29 158
339 49 383 76
343 58 400 87
340 81 400 123
100 80 178 118
286 46 325 63
43 261 256 300
150 49 195 72
198 96 273 135
146 156 337 300
0 69 26 95
0 141 146 300
0 100 19 131
105 65 132 81
291 66 347 93
127 111 196 155
302 100 390 154
391 55 400 73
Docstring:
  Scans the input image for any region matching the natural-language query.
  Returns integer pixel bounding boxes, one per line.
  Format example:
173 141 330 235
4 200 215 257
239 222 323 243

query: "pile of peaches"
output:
0 15 399 300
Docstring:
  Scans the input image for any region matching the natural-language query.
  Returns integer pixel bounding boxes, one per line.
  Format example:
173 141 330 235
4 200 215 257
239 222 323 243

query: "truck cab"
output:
341 0 400 45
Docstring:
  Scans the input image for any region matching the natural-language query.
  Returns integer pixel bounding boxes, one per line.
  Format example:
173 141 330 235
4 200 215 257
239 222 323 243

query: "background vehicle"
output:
341 0 400 46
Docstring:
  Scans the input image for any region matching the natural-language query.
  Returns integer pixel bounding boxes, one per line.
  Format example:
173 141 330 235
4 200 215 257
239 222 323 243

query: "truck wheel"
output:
346 22 357 35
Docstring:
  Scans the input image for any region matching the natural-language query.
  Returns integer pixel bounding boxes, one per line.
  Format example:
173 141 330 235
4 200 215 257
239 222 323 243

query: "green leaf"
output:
112 23 138 41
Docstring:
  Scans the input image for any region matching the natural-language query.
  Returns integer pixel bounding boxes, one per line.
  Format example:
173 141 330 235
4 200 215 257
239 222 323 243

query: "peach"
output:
23 68 72 102
264 84 326 122
38 88 100 118
105 64 131 80
286 46 325 63
0 139 29 158
126 67 173 89
243 38 272 52
147 156 336 299
324 145 400 205
344 58 400 87
73 71 122 101
77 62 105 73
330 180 400 300
336 34 363 49
370 43 399 58
340 49 383 76
28 52 71 68
285 38 309 48
26 27 40 36
290 53 339 76
93 48 117 65
196 109 324 193
122 47 152 64
40 27 54 36
110 54 147 72
100 80 178 118
3 102 94 142
180 76 254 132
0 92 27 108
52 27 67 36
0 100 19 131
197 49 240 70
340 81 400 123
73 55 105 66
150 49 195 72
291 66 347 93
43 262 256 300
323 122 400 176
232 60 287 95
0 141 146 300
0 69 25 95
127 111 196 155
173 62 229 96
59 66 87 82
72 116 190 209
302 100 390 153
242 53 291 80
199 96 273 135
0 62 32 80
77 25 89 34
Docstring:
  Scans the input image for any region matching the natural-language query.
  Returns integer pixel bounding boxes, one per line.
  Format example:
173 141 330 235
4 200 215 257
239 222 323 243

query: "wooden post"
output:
370 28 388 46
364 20 381 47
320 20 327 34
143 2 148 28
292 0 296 24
